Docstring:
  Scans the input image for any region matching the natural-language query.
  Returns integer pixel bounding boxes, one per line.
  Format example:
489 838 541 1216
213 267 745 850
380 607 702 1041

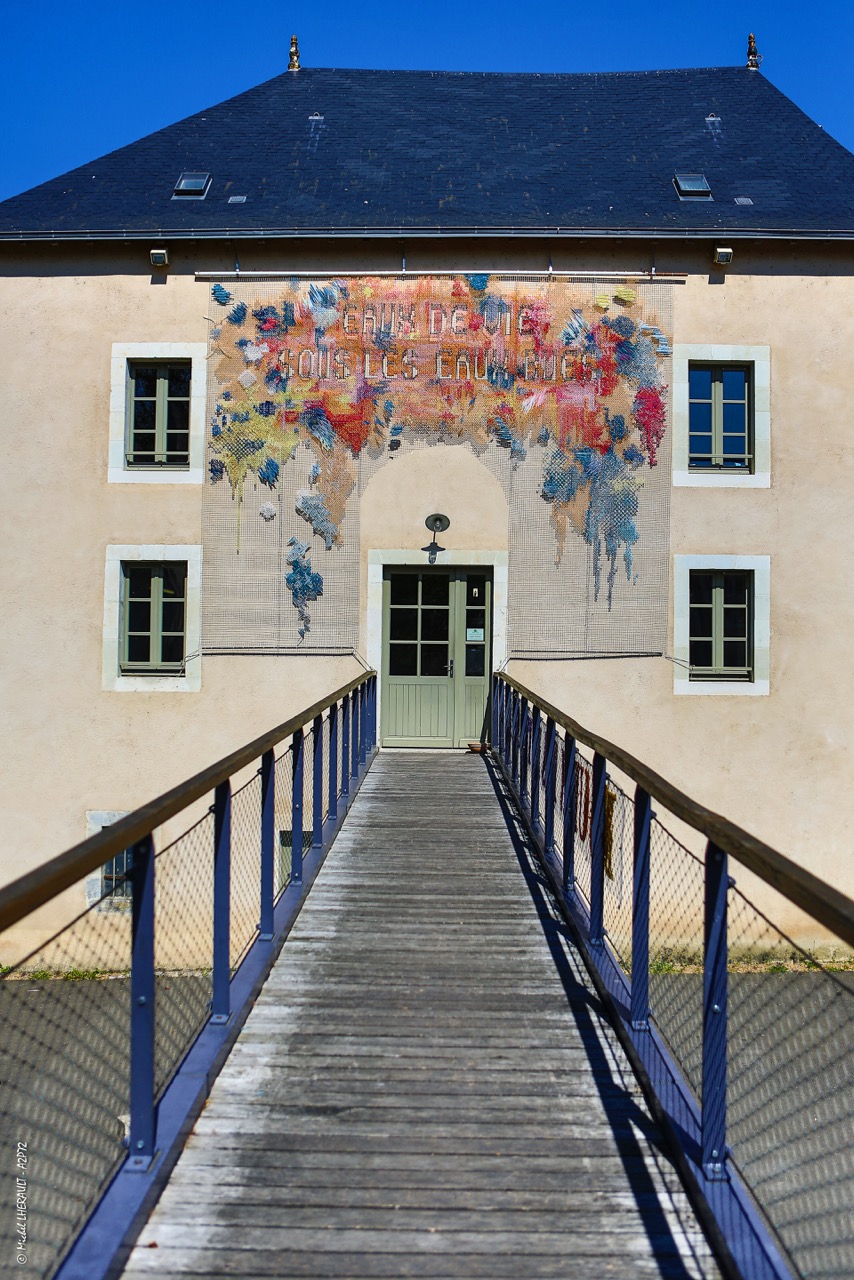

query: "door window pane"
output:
421 574 450 606
421 609 449 642
390 576 418 605
466 576 486 606
465 645 485 677
390 608 418 641
420 645 447 676
389 643 417 675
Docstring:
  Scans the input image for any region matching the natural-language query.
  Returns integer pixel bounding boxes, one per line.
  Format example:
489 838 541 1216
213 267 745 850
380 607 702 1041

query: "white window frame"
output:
108 343 207 484
672 345 770 488
673 555 770 696
102 545 202 692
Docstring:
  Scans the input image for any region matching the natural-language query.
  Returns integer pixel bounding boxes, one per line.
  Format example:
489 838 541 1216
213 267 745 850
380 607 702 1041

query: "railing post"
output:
562 736 577 900
631 786 652 1030
491 675 499 748
359 681 368 766
703 841 729 1180
291 730 304 886
351 689 360 781
312 714 324 849
373 674 379 747
543 717 556 860
530 710 542 833
328 702 339 822
497 682 506 766
341 695 350 799
510 692 521 791
589 753 607 947
128 834 155 1169
504 683 513 771
519 698 530 809
260 750 275 940
211 780 231 1023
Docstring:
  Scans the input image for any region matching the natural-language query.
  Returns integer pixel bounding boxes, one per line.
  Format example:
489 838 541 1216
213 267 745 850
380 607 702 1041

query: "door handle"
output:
448 658 454 678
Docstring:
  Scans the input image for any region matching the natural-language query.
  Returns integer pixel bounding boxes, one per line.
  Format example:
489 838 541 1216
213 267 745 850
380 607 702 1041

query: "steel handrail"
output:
0 670 375 934
496 671 854 948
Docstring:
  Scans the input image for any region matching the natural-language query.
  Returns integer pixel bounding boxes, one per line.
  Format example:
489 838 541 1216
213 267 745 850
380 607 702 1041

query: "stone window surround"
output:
108 342 207 484
672 344 770 488
102 544 203 692
673 554 770 696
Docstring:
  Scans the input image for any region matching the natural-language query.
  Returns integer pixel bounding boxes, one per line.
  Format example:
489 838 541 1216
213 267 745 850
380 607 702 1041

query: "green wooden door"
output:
381 569 492 748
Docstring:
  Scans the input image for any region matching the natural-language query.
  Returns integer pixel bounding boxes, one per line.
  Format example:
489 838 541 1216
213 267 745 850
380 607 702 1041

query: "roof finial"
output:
289 34 301 71
746 32 762 71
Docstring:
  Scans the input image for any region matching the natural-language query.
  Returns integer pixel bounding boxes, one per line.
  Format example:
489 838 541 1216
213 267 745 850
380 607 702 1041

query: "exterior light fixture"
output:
424 513 450 565
714 247 734 266
150 247 169 268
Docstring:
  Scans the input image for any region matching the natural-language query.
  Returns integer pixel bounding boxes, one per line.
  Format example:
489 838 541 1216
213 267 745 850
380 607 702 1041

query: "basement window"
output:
173 172 211 200
674 173 713 200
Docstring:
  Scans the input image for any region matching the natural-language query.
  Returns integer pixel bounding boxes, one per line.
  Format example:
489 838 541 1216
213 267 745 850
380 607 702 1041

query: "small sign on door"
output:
466 627 485 642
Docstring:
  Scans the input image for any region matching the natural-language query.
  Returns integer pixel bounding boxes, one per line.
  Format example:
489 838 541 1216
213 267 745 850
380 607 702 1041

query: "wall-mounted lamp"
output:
150 247 169 269
713 246 733 266
424 513 450 565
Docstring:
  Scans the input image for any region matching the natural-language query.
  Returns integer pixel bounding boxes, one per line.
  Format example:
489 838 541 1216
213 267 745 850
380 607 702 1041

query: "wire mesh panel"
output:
0 892 131 1279
319 713 331 834
273 744 294 899
296 725 311 867
153 811 214 1098
571 749 595 906
647 817 704 1098
230 776 262 971
601 780 633 971
726 888 854 1279
494 674 854 1280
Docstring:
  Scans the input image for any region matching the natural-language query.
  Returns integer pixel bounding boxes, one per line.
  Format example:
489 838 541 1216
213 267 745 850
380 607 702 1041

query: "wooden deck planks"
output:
122 752 719 1280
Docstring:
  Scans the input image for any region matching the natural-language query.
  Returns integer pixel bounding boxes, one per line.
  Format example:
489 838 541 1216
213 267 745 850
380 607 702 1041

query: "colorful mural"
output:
208 276 670 636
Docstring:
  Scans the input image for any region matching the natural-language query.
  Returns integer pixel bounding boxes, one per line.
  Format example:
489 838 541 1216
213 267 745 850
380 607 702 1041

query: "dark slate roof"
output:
2 65 854 240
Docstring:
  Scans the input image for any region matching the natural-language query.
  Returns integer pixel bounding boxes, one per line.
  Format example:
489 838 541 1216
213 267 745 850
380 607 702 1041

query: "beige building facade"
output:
2 62 853 948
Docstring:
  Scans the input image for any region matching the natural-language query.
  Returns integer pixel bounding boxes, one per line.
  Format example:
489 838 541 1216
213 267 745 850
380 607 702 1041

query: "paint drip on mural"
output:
201 275 672 655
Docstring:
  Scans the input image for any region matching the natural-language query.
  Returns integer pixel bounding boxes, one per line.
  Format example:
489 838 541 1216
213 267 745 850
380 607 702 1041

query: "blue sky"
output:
2 0 853 203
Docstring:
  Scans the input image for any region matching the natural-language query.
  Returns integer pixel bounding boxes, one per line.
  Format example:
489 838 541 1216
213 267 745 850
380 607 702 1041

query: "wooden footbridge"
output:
121 752 716 1279
2 671 851 1280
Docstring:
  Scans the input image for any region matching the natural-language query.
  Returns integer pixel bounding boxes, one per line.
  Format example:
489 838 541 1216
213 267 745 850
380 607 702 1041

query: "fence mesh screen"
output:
230 776 262 971
154 809 215 1097
726 888 854 1280
647 819 705 1100
512 708 854 1280
203 274 673 657
0 888 131 1280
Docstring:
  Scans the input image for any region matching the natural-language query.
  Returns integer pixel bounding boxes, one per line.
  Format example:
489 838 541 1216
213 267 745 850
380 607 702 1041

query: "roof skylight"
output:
673 173 713 200
173 172 211 200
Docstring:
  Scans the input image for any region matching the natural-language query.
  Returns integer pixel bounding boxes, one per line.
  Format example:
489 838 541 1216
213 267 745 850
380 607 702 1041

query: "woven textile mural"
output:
202 275 673 655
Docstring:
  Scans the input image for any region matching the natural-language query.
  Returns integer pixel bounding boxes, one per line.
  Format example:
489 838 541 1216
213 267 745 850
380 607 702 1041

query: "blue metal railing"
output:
0 672 377 1280
492 671 854 1280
